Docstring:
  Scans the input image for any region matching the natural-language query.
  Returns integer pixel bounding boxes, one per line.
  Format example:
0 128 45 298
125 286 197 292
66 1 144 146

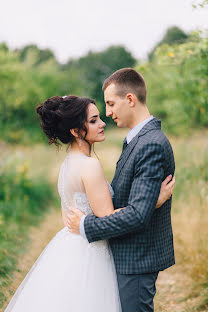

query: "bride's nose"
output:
101 120 106 128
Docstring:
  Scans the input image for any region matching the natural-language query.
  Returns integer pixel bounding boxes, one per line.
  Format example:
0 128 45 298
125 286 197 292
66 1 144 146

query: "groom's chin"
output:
114 120 120 127
113 119 125 128
116 122 125 128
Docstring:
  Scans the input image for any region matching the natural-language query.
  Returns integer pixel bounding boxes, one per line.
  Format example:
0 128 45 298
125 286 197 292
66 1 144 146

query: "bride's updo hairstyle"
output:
36 95 96 148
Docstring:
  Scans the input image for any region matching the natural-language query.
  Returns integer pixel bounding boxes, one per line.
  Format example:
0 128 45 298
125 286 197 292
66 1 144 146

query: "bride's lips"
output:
99 130 104 135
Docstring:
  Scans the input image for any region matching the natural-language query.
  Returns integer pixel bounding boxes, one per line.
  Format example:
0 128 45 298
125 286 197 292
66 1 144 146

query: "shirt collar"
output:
126 116 154 144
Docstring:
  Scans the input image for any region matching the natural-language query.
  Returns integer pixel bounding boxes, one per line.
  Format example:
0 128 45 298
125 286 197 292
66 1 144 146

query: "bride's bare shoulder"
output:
83 157 103 169
81 157 104 178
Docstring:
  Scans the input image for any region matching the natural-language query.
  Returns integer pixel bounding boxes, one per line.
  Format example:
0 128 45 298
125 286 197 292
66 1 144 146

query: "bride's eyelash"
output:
90 120 96 124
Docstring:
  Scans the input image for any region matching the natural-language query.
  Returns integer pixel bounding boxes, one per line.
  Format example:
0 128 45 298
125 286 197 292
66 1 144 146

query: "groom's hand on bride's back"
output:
156 175 175 208
66 208 85 234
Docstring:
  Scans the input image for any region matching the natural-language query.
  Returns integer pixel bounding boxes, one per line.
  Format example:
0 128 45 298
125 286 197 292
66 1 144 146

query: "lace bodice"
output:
58 152 114 216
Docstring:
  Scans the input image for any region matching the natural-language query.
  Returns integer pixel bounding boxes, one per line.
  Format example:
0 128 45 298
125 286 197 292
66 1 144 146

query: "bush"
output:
136 31 208 134
0 149 56 304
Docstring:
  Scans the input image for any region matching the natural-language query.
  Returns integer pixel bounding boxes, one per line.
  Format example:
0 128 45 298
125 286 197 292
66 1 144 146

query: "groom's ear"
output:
126 93 136 107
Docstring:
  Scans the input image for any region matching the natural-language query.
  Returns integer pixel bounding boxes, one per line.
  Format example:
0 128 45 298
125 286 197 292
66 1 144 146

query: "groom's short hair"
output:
102 68 146 104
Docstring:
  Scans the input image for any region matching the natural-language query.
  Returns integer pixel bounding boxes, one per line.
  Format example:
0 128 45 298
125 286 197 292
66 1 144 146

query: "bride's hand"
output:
113 207 126 214
156 175 175 208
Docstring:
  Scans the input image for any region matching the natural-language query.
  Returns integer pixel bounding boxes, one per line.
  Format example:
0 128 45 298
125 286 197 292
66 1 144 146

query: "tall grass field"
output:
0 127 208 311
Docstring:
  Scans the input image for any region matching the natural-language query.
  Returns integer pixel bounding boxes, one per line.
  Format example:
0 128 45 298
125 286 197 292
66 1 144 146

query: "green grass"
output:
168 133 208 310
1 128 208 311
0 144 59 307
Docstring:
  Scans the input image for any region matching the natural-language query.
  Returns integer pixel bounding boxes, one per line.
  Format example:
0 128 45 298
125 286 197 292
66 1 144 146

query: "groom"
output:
67 68 175 312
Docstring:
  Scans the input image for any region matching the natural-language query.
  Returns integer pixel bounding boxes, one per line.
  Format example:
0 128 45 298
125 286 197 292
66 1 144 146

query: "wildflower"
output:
17 163 29 175
199 107 205 114
168 52 175 58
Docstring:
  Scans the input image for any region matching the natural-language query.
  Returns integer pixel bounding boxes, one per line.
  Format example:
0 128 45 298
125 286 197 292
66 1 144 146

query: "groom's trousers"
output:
116 271 159 312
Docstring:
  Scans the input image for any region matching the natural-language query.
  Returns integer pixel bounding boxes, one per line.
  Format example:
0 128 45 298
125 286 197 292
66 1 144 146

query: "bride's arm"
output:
81 158 175 218
81 157 114 218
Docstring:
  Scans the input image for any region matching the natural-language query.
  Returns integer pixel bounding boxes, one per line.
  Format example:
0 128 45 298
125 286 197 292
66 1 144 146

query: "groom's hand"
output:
66 207 84 234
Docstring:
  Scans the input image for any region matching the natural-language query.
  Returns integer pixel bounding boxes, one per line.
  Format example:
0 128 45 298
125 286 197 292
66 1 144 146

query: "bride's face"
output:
84 103 106 144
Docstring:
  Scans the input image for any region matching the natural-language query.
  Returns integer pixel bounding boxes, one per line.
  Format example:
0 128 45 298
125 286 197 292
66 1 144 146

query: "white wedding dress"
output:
5 152 121 312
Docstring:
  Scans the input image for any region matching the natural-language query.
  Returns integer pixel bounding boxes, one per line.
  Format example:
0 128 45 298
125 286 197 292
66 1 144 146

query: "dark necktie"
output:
122 138 128 152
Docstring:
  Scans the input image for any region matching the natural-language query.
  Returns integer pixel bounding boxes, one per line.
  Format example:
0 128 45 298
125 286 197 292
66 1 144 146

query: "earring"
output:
79 136 82 147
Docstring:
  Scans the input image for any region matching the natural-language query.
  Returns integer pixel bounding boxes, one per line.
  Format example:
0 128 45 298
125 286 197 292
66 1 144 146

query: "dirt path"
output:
155 268 194 312
2 208 205 312
155 267 208 312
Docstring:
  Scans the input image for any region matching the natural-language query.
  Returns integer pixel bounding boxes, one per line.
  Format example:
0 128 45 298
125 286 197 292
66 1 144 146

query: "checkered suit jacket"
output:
84 118 175 274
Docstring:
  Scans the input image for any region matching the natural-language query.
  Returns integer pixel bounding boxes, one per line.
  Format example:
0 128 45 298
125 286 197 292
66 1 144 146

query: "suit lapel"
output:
113 135 139 181
112 118 161 183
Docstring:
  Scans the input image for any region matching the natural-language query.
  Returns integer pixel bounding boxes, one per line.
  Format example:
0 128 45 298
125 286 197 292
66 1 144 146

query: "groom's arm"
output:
84 143 166 243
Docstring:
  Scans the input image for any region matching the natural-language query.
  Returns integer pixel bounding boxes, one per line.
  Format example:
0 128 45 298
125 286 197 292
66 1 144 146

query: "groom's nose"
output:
106 106 112 117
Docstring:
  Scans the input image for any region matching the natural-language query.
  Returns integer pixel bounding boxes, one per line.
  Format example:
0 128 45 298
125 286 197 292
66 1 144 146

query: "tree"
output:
16 44 57 66
0 42 9 52
148 26 189 61
64 45 136 121
137 31 208 133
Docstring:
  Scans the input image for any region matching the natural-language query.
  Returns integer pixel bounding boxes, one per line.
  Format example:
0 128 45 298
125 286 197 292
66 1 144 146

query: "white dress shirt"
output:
79 116 154 238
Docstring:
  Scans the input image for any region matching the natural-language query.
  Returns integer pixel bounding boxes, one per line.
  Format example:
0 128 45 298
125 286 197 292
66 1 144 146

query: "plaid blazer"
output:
84 118 175 274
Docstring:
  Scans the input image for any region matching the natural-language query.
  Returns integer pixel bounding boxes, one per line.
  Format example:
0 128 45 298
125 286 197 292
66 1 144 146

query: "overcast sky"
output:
0 0 207 63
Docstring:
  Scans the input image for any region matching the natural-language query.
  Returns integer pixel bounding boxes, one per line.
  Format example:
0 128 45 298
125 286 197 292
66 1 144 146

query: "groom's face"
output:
104 83 131 128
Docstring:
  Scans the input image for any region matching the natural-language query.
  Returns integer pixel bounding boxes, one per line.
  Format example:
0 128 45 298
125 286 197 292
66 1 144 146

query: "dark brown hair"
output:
102 68 146 104
36 95 96 148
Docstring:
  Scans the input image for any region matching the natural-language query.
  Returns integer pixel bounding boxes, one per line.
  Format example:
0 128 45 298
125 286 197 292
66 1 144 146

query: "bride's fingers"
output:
167 177 175 191
171 176 175 185
166 177 175 198
162 174 173 186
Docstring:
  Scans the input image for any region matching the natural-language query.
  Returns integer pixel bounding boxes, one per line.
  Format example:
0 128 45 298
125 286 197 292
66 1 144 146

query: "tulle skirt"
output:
5 227 121 312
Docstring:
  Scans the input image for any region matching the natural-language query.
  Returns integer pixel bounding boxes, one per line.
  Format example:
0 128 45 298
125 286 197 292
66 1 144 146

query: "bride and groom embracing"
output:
5 68 175 312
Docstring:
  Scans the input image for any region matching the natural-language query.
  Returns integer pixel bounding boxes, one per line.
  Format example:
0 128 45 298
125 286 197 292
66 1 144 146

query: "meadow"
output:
0 20 208 310
1 127 208 311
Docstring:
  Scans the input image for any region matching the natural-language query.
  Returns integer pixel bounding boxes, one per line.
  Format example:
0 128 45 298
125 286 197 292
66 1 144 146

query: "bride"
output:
5 95 175 312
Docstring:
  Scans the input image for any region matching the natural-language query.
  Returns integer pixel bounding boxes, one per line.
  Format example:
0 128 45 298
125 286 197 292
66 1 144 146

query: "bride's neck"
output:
70 141 91 157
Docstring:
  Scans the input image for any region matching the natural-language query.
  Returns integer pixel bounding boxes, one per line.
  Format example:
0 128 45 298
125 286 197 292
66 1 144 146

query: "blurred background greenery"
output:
0 25 207 144
0 1 208 310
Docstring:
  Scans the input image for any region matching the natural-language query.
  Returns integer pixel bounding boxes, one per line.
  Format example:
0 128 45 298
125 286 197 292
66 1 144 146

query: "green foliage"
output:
170 133 208 309
0 44 136 144
0 42 9 52
0 48 83 144
0 32 207 144
137 31 208 134
64 45 136 121
193 0 208 8
148 26 189 61
16 44 57 66
0 149 56 304
161 26 189 44
0 158 54 223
